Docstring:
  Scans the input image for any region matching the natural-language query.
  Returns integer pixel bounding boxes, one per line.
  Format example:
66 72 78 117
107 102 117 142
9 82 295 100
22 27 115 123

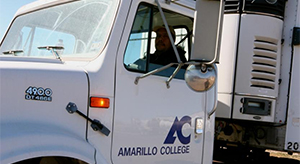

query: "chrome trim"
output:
242 11 284 19
235 93 277 99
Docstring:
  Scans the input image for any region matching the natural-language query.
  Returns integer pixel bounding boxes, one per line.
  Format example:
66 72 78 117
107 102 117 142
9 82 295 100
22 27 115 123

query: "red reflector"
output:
90 97 110 108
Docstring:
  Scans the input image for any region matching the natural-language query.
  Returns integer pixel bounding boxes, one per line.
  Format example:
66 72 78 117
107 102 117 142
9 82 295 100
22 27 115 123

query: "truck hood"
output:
0 56 90 149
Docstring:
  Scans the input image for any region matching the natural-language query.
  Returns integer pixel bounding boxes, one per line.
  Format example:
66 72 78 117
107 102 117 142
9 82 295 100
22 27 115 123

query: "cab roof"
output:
15 0 196 17
15 0 74 17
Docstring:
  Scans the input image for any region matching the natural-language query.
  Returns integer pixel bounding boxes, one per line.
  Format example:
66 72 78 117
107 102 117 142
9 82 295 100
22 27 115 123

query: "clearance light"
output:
90 97 110 108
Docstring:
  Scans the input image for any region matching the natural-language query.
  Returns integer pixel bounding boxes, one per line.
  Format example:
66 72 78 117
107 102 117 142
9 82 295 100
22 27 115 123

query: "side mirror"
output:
190 0 224 63
185 64 216 92
185 0 223 92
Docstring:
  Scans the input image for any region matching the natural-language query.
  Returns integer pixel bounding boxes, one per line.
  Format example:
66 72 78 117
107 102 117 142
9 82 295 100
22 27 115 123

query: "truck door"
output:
112 2 206 163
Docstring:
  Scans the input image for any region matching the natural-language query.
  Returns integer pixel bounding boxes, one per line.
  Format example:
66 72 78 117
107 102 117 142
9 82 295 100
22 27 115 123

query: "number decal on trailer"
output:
287 142 299 151
25 86 52 102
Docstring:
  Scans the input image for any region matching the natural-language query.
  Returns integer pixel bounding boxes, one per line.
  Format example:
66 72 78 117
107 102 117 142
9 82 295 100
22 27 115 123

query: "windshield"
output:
0 0 118 60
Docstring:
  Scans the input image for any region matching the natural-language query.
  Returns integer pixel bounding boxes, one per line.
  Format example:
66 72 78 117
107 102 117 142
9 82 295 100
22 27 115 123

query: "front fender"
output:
0 58 94 163
1 121 95 164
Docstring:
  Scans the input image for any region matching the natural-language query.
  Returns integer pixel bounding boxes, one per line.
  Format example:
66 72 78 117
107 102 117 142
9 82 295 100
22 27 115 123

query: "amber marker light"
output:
90 97 110 108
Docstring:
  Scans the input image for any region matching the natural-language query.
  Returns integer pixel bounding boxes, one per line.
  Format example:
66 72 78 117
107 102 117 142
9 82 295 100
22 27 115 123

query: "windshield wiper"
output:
2 50 24 56
38 46 64 61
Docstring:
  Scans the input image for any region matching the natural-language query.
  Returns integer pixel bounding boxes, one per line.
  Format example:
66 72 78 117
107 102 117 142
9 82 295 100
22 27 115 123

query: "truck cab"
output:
0 0 223 163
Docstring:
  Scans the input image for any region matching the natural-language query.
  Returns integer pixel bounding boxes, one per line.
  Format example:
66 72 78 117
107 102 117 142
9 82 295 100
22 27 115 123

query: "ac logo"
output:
164 116 191 145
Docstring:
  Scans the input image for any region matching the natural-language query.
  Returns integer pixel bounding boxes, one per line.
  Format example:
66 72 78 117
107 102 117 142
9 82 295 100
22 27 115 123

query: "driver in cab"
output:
150 26 187 65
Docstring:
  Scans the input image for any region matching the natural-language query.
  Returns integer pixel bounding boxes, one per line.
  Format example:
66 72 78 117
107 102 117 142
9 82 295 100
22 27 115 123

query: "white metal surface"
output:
217 14 239 94
231 14 283 122
112 1 205 163
72 0 218 163
274 0 297 124
215 0 300 153
216 14 240 118
285 0 300 152
84 0 123 162
285 42 300 152
14 0 74 17
235 14 283 98
0 0 221 163
191 0 223 63
202 75 218 164
0 57 94 163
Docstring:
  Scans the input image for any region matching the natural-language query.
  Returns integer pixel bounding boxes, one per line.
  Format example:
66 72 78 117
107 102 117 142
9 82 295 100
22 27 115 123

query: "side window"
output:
123 4 151 72
123 3 193 79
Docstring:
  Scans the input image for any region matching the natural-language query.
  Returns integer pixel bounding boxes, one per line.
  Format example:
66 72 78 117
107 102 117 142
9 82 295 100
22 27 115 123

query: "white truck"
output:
215 0 300 159
0 0 224 163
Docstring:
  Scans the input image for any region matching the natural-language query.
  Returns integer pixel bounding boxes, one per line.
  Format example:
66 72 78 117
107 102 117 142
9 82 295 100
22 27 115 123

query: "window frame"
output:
123 2 193 79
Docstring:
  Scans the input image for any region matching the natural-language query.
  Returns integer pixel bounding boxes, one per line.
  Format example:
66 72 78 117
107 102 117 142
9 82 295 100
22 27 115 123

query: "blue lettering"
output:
142 147 145 155
131 147 136 155
186 145 190 153
152 147 158 155
177 116 191 145
160 145 190 155
177 145 181 153
118 145 189 157
123 147 131 156
144 147 149 155
118 148 123 156
164 117 179 144
160 146 165 155
164 116 191 145
165 146 170 155
118 147 158 156
136 147 142 155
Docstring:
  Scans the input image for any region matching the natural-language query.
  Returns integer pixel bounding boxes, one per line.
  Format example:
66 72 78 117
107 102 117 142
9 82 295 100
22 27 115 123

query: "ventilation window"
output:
251 37 278 89
224 0 240 13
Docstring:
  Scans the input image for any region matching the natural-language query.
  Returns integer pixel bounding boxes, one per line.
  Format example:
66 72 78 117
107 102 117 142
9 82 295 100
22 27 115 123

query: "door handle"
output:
66 102 110 136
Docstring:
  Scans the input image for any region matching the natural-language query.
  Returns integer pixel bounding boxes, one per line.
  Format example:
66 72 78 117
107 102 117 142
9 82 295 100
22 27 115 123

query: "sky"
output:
0 0 37 40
